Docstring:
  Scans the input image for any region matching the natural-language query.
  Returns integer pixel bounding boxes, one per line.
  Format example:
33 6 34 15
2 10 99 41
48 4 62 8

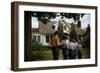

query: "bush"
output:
32 39 52 61
32 39 43 51
82 34 90 49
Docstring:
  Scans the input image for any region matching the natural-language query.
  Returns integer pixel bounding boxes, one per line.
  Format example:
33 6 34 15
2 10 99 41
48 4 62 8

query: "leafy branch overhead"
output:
32 12 85 24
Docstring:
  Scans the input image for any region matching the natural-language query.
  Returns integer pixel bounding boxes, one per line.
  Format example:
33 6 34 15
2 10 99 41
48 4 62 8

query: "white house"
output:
32 19 84 46
32 19 72 46
32 21 56 46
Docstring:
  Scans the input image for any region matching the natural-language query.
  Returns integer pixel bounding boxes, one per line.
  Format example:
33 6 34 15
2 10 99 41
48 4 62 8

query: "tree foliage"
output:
82 24 90 48
32 12 57 24
32 12 85 24
32 39 43 51
70 23 77 41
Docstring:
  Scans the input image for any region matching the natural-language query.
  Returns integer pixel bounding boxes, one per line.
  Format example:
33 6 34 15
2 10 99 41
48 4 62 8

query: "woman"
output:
50 31 62 60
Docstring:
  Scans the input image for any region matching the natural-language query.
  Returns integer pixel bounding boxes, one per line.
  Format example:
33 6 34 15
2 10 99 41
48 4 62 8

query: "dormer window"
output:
52 26 55 29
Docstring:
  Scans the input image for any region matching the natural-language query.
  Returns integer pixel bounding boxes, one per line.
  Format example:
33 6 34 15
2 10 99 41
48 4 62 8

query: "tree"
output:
70 23 77 41
63 13 84 22
57 20 64 40
24 11 33 61
32 12 57 24
82 24 90 58
82 24 90 48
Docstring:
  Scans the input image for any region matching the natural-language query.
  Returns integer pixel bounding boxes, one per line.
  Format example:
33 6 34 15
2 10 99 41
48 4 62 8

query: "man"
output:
50 31 62 60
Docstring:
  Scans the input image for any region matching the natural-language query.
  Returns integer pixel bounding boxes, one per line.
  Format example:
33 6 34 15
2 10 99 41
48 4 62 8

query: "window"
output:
32 35 40 42
32 35 36 41
37 36 40 42
46 35 49 43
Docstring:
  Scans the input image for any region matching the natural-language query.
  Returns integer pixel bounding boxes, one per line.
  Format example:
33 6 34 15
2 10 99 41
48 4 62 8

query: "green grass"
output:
81 48 90 58
32 50 52 61
32 48 90 61
32 49 63 61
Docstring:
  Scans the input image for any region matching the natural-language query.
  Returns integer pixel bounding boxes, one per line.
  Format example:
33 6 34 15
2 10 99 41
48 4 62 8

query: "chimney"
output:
77 20 81 28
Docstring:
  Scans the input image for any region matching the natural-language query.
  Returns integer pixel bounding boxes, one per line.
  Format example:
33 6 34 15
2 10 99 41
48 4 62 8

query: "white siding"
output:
32 33 41 41
32 33 50 46
41 34 50 46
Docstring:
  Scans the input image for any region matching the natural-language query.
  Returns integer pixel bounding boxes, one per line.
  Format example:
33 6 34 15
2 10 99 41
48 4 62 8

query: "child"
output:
68 39 77 59
61 36 69 60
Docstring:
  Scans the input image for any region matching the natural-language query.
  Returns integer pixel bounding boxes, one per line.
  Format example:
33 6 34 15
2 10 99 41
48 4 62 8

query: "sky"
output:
31 14 90 29
80 14 90 29
31 17 39 28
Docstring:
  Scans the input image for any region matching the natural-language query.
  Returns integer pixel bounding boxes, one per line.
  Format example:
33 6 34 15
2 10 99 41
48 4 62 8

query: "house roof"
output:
39 21 57 34
32 28 39 33
32 20 85 35
32 21 57 34
74 26 85 36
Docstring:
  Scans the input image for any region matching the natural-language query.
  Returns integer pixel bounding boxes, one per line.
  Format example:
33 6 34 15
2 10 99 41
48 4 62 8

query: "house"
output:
70 21 85 41
32 21 57 46
74 25 85 41
32 19 85 46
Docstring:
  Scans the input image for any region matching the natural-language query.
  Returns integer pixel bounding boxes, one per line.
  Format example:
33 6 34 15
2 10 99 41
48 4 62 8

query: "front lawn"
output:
32 48 90 61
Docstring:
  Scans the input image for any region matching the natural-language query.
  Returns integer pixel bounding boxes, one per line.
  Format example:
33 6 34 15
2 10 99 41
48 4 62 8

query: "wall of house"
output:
41 34 50 46
54 19 71 34
32 33 50 46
